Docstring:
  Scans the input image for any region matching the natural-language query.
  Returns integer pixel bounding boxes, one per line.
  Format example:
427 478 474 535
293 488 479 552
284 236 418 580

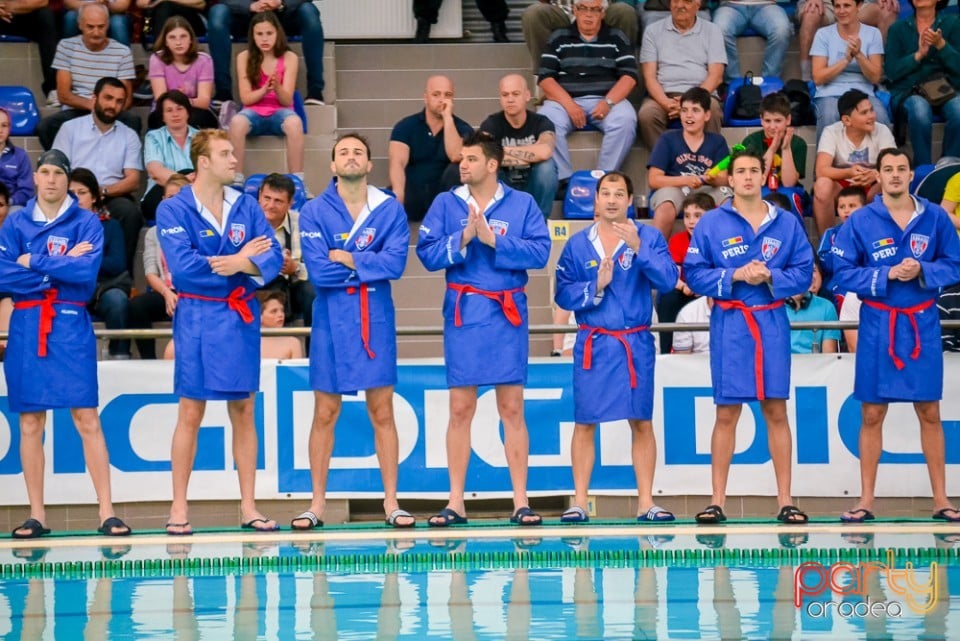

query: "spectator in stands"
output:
228 13 304 187
712 0 792 82
657 192 712 353
128 173 188 360
258 172 314 326
142 90 197 221
0 182 9 223
137 0 208 40
812 88 894 235
798 0 897 80
939 283 960 351
147 16 217 130
415 0 511 42
480 74 558 217
740 92 807 212
785 261 840 353
537 0 638 196
52 76 145 272
840 290 860 351
38 3 139 149
0 108 33 211
0 0 57 106
637 0 726 151
647 87 731 239
818 185 864 296
639 0 710 28
70 167 132 359
389 75 473 222
522 0 638 74
672 295 712 353
810 0 889 142
63 0 131 44
940 171 960 229
885 0 960 168
256 290 302 359
207 0 324 106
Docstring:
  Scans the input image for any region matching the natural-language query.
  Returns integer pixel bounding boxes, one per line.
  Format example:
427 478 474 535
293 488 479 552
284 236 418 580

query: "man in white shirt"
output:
672 296 712 353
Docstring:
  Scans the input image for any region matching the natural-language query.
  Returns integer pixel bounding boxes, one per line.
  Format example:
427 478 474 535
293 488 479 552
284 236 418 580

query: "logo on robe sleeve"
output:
355 227 376 249
910 233 929 258
228 223 246 247
760 237 782 261
46 235 68 256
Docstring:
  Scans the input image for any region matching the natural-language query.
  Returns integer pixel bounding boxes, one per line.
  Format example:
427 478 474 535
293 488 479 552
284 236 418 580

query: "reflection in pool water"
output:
1 534 958 640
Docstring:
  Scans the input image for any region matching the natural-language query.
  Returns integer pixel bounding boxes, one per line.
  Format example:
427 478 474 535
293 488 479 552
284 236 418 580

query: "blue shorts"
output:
237 108 298 136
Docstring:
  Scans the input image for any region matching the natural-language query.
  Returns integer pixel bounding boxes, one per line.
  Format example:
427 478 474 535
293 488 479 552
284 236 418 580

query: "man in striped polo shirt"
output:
36 2 140 150
537 0 638 195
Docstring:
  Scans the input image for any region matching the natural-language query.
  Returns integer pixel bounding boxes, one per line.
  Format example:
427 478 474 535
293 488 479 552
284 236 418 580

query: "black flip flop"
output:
98 516 132 536
12 518 50 539
776 505 809 524
695 504 727 524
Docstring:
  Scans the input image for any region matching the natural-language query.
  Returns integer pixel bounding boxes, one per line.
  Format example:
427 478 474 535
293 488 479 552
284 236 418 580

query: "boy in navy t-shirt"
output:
647 87 732 239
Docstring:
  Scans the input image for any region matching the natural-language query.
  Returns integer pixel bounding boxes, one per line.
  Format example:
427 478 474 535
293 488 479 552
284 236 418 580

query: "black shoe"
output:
415 18 431 43
492 21 509 43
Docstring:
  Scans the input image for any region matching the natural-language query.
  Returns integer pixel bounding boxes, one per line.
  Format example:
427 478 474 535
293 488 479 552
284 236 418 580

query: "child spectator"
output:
812 88 895 236
0 108 34 210
227 12 304 187
673 296 712 354
256 290 303 360
818 186 866 299
656 192 713 353
785 261 840 353
741 92 808 217
148 16 217 130
647 87 731 239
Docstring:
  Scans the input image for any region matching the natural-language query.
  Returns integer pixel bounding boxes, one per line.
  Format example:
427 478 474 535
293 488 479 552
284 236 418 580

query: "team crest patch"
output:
355 227 376 249
618 248 635 270
910 233 929 258
489 219 509 236
760 237 782 261
228 223 246 247
46 235 68 256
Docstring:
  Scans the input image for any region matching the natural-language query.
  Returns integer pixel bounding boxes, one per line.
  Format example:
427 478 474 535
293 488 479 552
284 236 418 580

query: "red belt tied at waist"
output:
448 283 524 328
579 324 648 389
179 286 255 323
346 283 375 359
863 298 936 370
715 299 785 401
14 289 85 357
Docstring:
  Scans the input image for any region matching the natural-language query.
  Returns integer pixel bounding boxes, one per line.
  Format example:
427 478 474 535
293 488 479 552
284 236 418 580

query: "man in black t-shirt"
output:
479 74 558 217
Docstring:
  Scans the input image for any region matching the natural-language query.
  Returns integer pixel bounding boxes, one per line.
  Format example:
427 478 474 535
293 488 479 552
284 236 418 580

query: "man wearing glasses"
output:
537 0 639 196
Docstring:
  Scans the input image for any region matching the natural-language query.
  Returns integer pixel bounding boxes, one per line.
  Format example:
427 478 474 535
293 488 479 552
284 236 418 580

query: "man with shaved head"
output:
389 75 474 222
480 74 558 217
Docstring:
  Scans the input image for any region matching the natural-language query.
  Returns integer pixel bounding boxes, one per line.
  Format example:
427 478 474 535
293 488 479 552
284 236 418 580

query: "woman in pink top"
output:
148 16 217 130
227 11 305 185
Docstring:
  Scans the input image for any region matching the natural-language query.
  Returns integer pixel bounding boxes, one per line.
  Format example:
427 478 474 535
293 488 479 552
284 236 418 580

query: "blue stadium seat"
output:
723 76 784 126
0 34 29 43
243 173 308 210
563 169 635 219
0 85 40 135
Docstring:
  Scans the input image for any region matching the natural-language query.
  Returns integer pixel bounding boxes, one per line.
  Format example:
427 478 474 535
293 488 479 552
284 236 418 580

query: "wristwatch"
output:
604 98 615 108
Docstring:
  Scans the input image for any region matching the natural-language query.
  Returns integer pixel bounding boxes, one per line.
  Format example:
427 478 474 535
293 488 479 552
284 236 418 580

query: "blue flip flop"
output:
560 506 589 523
638 506 676 522
840 508 875 523
510 506 543 526
428 507 468 527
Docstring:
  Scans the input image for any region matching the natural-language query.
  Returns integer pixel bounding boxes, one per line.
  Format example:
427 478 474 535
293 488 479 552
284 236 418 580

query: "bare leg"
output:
497 384 532 515
630 419 658 514
366 385 413 524
71 407 121 528
428 386 476 523
16 411 47 534
227 115 251 176
282 114 305 173
652 202 676 240
760 399 794 509
570 422 596 510
812 177 839 238
709 404 743 508
915 401 956 512
843 401 887 518
294 390 340 527
228 395 274 528
169 397 207 533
